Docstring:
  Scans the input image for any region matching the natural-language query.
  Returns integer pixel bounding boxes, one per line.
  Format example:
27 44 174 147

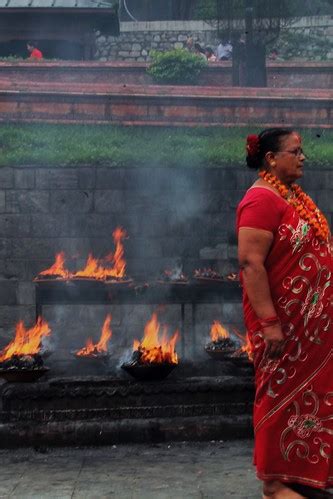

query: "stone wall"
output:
0 166 332 370
95 16 333 62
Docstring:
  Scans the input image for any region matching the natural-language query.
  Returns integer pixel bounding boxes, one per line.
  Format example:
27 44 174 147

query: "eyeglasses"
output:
281 148 305 157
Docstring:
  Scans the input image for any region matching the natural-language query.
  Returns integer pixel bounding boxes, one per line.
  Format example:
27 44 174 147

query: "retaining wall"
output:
1 61 332 89
0 85 331 128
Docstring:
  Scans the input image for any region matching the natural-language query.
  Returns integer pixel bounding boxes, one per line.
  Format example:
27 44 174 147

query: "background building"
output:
0 0 119 60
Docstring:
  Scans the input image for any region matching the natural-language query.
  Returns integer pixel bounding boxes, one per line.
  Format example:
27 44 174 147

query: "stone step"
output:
0 375 254 447
0 414 253 448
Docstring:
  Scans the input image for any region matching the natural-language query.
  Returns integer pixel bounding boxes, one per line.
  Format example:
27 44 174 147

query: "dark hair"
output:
246 128 293 170
205 47 214 56
194 43 204 53
27 41 37 48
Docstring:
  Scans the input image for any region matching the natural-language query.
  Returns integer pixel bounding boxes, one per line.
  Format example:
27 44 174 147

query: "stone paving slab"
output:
0 440 261 498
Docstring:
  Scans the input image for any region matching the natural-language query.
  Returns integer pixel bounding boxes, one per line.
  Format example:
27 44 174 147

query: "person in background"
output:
217 37 233 61
205 47 217 62
268 48 279 61
237 128 333 499
194 43 207 60
185 35 194 52
27 41 43 60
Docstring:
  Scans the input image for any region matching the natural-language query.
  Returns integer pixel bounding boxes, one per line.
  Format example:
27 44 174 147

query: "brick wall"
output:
0 86 331 128
0 166 332 369
1 61 332 90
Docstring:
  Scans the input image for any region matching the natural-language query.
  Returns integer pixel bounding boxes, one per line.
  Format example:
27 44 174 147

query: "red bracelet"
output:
258 315 280 329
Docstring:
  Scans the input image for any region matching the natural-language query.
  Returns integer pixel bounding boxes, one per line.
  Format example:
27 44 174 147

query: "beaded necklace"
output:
259 171 330 242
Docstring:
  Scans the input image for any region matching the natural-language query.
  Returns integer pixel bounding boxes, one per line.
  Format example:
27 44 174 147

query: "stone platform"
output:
0 373 254 448
0 441 261 498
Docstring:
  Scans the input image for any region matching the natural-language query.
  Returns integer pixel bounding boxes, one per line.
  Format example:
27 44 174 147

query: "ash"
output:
0 354 44 370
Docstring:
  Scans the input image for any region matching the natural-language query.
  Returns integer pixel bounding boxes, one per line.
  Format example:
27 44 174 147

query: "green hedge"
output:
147 49 207 85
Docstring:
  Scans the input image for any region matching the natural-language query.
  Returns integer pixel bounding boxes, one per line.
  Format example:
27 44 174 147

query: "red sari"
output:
237 186 333 489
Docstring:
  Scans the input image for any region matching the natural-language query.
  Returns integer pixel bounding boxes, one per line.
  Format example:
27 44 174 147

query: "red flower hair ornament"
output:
246 134 260 157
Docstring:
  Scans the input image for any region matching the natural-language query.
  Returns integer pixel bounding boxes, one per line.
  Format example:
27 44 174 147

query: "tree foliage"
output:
288 0 333 15
197 0 299 45
194 0 333 19
170 0 198 19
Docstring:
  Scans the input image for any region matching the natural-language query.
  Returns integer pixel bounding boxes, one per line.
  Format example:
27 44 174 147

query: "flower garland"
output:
259 171 330 242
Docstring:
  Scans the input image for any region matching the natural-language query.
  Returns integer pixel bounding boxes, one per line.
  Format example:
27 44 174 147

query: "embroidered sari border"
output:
257 471 333 488
255 349 333 434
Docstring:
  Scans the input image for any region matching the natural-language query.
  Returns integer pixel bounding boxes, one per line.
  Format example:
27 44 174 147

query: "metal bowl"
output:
34 275 66 282
0 367 49 383
104 278 133 285
193 277 224 284
205 345 236 361
121 362 177 381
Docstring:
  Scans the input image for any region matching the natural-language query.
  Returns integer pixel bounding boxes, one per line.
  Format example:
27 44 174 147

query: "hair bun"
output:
246 134 260 157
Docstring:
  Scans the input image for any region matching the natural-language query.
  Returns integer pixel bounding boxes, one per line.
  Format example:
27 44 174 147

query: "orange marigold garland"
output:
259 171 330 242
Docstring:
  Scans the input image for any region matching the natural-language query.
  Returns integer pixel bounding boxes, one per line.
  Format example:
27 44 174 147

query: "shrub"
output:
147 49 207 85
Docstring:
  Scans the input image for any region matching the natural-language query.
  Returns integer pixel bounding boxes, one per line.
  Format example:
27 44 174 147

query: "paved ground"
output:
0 440 261 499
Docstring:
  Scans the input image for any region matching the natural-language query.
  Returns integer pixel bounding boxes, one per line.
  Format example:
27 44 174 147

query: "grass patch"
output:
0 124 332 168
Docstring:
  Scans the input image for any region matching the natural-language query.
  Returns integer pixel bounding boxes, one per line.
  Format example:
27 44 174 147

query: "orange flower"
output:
259 171 330 242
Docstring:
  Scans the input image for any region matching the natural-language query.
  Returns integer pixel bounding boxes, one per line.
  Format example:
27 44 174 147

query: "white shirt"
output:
217 42 232 60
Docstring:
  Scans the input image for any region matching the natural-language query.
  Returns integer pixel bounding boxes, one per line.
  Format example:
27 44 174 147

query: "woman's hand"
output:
263 324 285 359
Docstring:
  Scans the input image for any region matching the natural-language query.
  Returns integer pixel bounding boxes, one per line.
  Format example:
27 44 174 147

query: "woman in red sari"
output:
237 128 333 499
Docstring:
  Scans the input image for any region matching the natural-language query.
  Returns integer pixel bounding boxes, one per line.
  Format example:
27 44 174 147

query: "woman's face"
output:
270 133 306 185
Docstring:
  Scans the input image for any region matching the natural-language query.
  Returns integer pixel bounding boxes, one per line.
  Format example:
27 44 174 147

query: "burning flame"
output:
0 317 51 362
238 333 253 360
232 329 253 361
210 321 230 342
73 228 127 280
76 314 112 357
133 312 179 364
38 227 127 281
39 252 69 279
104 227 127 279
73 253 107 280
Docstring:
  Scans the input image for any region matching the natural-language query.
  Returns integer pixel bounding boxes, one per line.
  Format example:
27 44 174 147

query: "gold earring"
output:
271 161 276 167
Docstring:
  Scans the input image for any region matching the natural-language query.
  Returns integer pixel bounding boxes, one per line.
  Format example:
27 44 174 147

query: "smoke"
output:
25 151 239 372
116 348 133 370
40 334 56 355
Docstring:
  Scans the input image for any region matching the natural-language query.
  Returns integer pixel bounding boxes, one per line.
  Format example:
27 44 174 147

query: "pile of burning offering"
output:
122 312 179 381
225 272 240 282
73 315 112 365
159 264 188 284
0 317 51 382
36 251 69 280
35 227 131 283
193 268 223 282
205 321 237 360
